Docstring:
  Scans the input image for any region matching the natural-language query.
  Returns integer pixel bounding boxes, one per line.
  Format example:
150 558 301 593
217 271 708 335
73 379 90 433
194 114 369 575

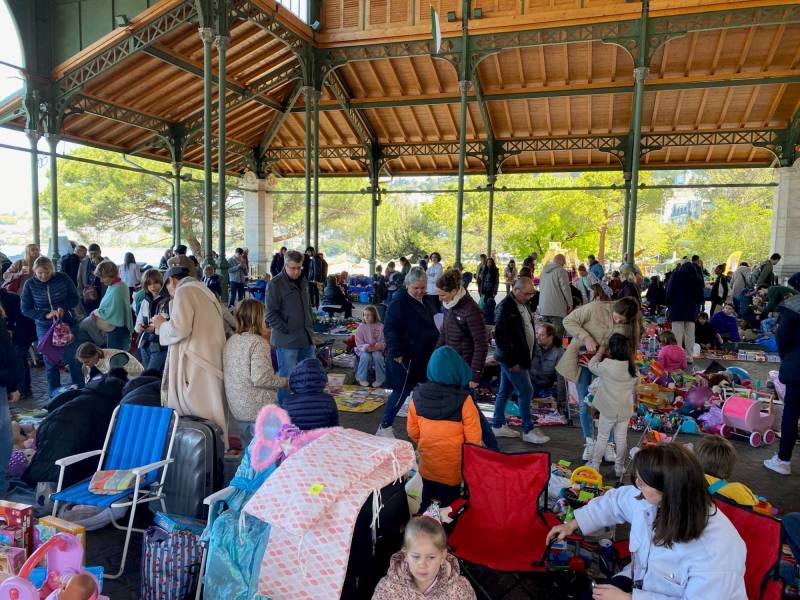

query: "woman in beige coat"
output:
556 294 642 462
153 267 228 447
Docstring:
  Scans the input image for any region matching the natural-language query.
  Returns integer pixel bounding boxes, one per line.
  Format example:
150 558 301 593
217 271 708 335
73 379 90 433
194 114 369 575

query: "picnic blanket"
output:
331 385 388 413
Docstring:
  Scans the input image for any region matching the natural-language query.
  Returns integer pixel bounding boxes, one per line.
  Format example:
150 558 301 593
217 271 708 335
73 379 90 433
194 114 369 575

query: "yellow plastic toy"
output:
570 466 603 489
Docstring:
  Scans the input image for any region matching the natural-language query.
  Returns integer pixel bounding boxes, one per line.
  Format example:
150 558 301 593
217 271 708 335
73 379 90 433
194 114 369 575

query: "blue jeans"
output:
35 321 83 396
106 326 130 351
140 346 168 373
0 387 10 496
276 345 315 404
228 281 245 306
356 351 386 384
576 366 595 438
493 363 534 434
381 362 424 428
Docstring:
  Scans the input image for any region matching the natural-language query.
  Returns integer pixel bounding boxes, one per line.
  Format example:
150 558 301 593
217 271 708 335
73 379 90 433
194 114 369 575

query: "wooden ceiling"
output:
5 0 800 176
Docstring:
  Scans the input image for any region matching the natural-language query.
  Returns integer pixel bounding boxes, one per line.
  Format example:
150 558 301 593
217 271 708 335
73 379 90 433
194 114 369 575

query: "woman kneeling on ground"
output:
547 443 746 599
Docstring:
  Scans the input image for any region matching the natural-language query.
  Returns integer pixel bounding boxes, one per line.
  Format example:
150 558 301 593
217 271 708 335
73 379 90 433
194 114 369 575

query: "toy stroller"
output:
720 395 776 447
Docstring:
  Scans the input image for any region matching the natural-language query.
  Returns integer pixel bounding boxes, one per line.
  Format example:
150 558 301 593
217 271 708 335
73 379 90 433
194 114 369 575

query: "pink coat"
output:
372 552 476 600
657 344 688 371
355 322 384 355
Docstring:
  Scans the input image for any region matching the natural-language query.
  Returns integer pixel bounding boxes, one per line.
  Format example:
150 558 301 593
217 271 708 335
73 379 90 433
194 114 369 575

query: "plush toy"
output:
686 386 713 408
249 405 336 471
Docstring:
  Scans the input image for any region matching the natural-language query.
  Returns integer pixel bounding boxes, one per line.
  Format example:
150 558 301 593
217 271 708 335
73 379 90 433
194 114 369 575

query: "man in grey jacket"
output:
227 247 246 307
538 254 573 338
266 249 315 404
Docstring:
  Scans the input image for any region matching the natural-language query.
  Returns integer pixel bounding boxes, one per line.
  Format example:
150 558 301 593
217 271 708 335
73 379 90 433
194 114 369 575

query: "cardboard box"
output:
0 545 25 574
36 517 86 554
0 501 33 554
0 526 23 549
153 513 206 537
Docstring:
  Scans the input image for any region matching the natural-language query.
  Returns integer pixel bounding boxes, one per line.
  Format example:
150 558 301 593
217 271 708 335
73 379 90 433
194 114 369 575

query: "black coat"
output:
711 274 728 303
479 267 499 298
666 262 705 322
494 295 534 370
23 375 126 487
384 291 439 389
270 252 285 277
0 319 16 392
777 299 800 385
321 281 349 307
0 288 36 348
120 375 162 407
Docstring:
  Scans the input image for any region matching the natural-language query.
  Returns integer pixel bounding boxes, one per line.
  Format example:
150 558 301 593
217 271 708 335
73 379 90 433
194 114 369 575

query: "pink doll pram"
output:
720 395 776 448
0 533 107 600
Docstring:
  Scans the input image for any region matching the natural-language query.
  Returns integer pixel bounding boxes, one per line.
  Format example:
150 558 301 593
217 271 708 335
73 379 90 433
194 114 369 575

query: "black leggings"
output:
779 382 800 462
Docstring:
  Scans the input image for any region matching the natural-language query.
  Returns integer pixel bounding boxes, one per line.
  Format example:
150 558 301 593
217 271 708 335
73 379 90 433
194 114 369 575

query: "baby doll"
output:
59 573 98 600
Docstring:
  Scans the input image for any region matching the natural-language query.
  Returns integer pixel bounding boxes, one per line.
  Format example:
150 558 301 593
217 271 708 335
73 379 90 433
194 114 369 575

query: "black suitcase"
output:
160 416 224 519
341 479 409 600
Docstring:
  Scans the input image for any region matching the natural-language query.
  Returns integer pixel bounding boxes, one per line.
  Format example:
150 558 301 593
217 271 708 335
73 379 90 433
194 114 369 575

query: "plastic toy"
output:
686 386 713 408
0 533 102 599
720 395 776 447
570 466 603 489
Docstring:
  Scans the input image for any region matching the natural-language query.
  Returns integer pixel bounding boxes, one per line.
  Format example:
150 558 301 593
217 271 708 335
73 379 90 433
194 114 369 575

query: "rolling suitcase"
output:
160 416 224 519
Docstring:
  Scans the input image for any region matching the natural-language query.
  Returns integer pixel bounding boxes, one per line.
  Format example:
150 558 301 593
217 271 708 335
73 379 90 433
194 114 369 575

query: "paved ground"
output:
18 339 799 599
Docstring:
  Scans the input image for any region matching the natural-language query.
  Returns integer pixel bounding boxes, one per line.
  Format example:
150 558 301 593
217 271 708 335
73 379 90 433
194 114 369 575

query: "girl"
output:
372 515 476 600
548 444 746 599
75 341 143 383
504 259 517 294
586 333 638 478
134 269 170 372
656 330 687 371
119 252 141 298
355 305 386 387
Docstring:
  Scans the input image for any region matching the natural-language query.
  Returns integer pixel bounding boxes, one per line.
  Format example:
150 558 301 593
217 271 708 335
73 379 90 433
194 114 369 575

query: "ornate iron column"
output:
216 32 230 299
45 133 59 261
455 79 470 269
173 161 183 248
200 25 215 267
27 130 40 247
487 174 496 257
303 86 313 249
313 88 321 251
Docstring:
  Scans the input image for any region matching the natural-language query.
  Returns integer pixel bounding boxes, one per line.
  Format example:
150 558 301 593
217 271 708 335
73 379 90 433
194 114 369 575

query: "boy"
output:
693 434 758 507
694 312 715 351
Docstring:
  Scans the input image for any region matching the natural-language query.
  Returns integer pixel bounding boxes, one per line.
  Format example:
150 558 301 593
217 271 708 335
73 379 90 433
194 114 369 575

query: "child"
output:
355 305 386 387
282 358 339 431
407 346 482 512
656 330 687 371
586 333 639 478
76 342 143 382
695 312 715 350
372 513 476 600
693 435 759 507
710 302 741 346
203 265 222 298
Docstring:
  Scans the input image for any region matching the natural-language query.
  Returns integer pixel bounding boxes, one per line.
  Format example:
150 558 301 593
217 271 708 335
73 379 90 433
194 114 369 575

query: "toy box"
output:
0 526 23 550
0 545 25 574
36 517 85 554
153 513 206 537
636 383 675 410
0 501 33 554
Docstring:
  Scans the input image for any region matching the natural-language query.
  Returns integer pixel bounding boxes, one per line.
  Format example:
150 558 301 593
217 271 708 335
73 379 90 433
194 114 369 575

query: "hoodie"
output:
407 347 482 486
283 358 339 430
372 552 477 600
537 261 572 317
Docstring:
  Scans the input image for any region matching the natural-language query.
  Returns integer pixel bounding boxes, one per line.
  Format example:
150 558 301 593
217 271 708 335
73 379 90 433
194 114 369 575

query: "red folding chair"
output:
447 444 561 599
714 498 783 600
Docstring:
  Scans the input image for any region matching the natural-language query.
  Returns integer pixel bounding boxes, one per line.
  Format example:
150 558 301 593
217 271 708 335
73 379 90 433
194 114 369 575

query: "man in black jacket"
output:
270 246 287 277
492 277 549 445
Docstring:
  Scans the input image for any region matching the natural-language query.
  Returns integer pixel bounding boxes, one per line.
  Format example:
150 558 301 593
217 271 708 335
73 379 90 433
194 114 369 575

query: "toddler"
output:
355 305 386 387
372 513 476 600
693 434 758 508
656 330 687 371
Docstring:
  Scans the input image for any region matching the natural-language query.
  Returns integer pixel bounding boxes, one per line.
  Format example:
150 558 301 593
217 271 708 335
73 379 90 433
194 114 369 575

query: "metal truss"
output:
382 141 486 157
0 99 26 127
57 0 197 97
263 145 366 161
320 38 448 70
259 82 304 157
230 0 307 58
641 130 779 153
68 95 174 137
325 69 376 148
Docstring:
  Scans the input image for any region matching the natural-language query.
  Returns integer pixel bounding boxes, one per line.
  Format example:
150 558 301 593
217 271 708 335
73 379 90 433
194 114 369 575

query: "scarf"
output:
443 286 466 310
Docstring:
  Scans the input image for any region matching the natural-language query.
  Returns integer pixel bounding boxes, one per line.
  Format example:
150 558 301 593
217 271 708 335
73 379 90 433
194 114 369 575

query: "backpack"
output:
748 261 768 288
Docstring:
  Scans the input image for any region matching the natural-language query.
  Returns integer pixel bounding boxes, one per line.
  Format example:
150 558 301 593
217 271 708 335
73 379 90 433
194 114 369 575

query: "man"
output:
317 251 329 282
266 250 315 404
666 261 705 363
167 244 198 279
153 266 228 445
77 243 105 313
385 261 403 303
756 253 782 288
492 277 550 445
538 254 573 339
690 255 706 282
530 322 564 399
227 247 246 307
59 244 83 286
587 254 604 281
270 246 287 277
302 246 319 308
731 261 752 313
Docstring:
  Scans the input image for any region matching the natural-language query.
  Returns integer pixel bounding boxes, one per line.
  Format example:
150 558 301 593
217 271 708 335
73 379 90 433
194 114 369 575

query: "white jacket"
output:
575 486 746 600
586 354 638 421
426 261 443 295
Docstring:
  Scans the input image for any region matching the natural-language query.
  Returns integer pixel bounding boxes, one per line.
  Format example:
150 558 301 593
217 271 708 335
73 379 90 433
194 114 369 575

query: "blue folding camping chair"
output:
50 404 179 579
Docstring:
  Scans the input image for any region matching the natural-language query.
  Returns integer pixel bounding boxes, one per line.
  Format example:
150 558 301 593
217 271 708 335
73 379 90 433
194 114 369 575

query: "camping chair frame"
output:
51 405 179 580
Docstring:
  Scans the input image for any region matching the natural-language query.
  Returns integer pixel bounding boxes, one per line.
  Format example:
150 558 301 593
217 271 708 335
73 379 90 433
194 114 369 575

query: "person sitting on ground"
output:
283 358 338 431
406 346 482 512
203 265 222 298
224 299 288 447
530 322 564 398
585 333 638 478
695 312 715 351
372 513 476 600
321 274 353 318
548 443 747 599
355 305 386 387
693 434 758 508
742 295 766 330
75 342 143 383
78 260 133 351
710 302 741 347
657 330 687 372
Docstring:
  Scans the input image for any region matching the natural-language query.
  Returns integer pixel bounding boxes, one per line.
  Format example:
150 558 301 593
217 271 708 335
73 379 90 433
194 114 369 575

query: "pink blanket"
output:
244 429 416 599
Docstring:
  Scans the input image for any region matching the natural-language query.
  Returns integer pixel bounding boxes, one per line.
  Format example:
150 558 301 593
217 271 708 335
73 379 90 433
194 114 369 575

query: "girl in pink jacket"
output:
355 305 386 387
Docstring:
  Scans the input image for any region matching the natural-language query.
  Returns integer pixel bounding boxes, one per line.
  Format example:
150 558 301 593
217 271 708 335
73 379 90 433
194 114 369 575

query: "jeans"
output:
0 387 11 496
356 351 386 384
140 346 168 373
381 362 424 428
576 367 595 438
783 513 800 561
13 346 30 394
779 382 800 462
35 321 83 396
228 281 245 306
106 326 130 351
493 363 534 434
276 345 315 404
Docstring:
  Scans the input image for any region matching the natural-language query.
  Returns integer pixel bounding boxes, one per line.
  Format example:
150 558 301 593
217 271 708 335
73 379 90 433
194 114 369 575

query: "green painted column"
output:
313 88 321 251
27 130 40 247
173 162 183 248
622 174 631 260
200 26 215 268
487 175 496 257
216 34 230 300
45 133 59 261
455 79 470 269
370 186 378 276
303 86 312 249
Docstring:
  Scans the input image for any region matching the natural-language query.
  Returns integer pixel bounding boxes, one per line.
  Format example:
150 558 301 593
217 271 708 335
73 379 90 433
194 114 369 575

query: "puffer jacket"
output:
283 358 339 430
437 292 488 383
120 375 162 407
538 262 572 317
372 552 477 600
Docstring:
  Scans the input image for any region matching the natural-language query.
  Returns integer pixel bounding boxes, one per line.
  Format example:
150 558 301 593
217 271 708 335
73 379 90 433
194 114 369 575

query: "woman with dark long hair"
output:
119 252 141 299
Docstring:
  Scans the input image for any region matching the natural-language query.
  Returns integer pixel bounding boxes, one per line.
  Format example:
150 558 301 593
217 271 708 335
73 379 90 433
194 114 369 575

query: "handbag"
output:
45 286 75 347
1 272 22 294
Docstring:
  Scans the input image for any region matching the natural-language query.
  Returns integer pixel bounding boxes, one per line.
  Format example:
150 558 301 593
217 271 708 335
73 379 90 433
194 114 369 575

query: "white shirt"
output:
426 261 443 295
119 263 142 288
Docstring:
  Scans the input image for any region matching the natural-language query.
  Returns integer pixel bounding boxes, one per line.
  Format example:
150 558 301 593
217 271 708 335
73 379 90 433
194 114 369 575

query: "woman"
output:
479 257 499 304
504 259 517 294
78 260 133 350
617 267 641 306
425 252 443 312
0 305 18 497
20 256 83 395
709 264 729 315
224 299 287 447
548 444 746 599
75 341 143 382
321 274 352 318
575 264 594 304
2 243 39 293
119 252 142 299
666 262 706 364
0 286 35 398
134 269 170 372
378 267 439 438
556 296 642 462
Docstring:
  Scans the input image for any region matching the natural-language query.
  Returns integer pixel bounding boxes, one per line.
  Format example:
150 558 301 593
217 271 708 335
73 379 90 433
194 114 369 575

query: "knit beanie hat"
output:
426 346 471 387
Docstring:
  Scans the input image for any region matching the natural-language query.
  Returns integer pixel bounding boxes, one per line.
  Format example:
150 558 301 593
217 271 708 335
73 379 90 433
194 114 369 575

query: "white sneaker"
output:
522 429 550 444
492 425 520 438
582 438 595 461
604 442 617 464
585 461 600 471
376 425 396 439
358 379 370 387
763 454 791 476
372 380 385 388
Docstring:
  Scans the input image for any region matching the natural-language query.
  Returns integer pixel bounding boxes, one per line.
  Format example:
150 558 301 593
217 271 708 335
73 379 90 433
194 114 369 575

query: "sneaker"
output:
372 380 385 388
763 454 791 476
376 425 396 439
585 461 600 471
491 425 520 438
604 442 617 464
582 438 595 461
522 429 550 444
358 379 370 387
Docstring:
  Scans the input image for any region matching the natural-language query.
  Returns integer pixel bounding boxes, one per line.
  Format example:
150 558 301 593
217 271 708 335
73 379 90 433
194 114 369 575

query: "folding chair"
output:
447 444 561 599
714 497 783 600
51 404 179 579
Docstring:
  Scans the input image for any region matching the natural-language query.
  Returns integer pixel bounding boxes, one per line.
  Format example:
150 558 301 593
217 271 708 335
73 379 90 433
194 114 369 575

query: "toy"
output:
570 466 602 489
0 545 25 575
0 501 33 553
686 386 713 408
720 395 776 447
36 518 85 554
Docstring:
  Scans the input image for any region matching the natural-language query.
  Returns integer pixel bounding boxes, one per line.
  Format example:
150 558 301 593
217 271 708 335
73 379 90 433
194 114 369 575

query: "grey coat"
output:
266 271 314 349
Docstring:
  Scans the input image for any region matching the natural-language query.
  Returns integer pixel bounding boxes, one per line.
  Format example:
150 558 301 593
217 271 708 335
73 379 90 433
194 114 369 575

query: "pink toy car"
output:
720 395 776 447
